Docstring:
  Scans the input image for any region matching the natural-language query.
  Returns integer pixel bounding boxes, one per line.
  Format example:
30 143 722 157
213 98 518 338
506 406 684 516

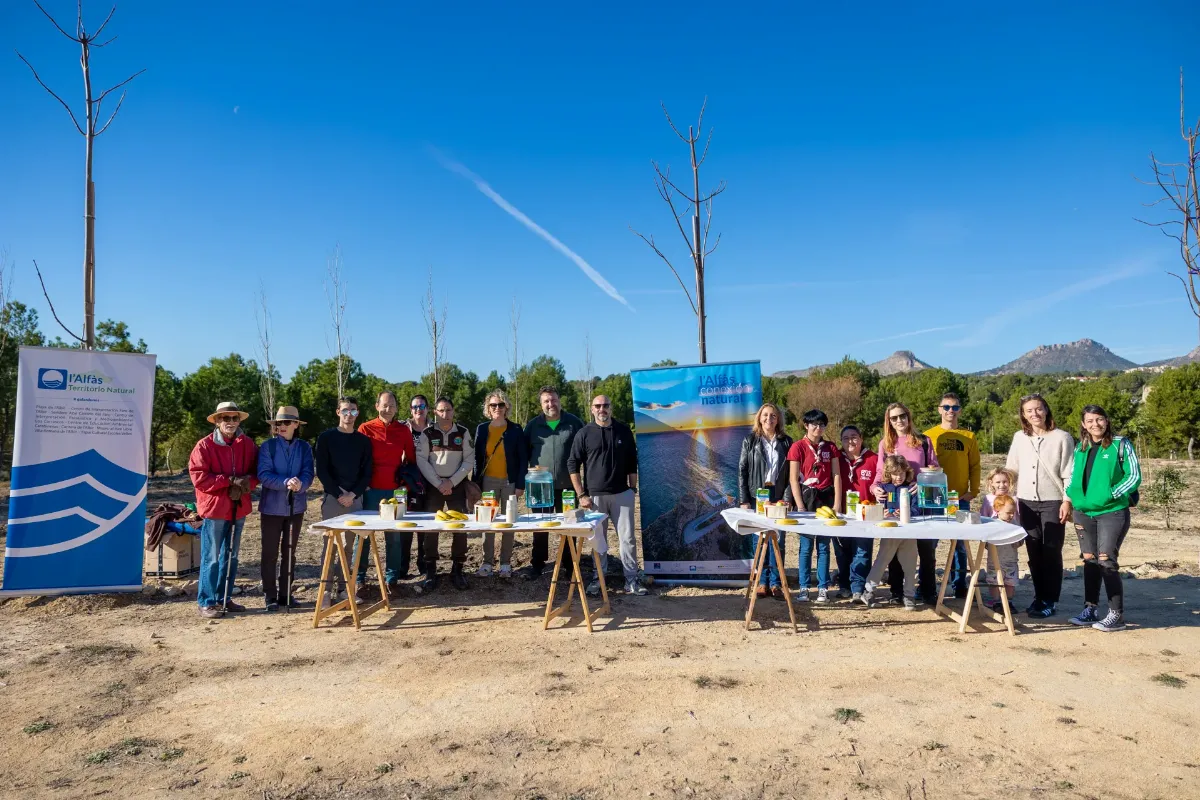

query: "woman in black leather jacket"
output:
737 402 794 598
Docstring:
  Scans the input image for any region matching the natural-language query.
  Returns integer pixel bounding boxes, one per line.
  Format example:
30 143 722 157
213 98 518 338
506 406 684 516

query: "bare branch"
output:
704 231 723 258
92 34 117 48
254 281 277 422
94 89 126 135
661 103 692 144
324 245 350 399
1168 271 1200 314
15 51 85 134
90 5 118 41
31 0 80 41
630 226 697 314
32 260 85 344
94 68 144 105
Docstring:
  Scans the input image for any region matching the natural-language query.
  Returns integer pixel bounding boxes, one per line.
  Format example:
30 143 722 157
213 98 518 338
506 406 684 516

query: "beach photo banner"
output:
2 346 156 596
631 361 762 580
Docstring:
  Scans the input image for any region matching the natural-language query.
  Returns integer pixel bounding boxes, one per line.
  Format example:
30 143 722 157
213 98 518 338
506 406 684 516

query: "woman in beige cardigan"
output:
1005 393 1075 619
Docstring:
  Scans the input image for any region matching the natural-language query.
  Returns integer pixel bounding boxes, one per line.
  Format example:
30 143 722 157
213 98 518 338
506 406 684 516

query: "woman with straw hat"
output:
258 406 314 612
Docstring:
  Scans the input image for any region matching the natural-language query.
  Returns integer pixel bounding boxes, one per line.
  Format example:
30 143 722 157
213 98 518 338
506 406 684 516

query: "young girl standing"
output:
860 455 920 611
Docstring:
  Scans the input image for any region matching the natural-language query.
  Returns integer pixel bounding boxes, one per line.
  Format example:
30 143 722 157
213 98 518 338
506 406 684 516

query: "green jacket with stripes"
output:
1065 436 1141 517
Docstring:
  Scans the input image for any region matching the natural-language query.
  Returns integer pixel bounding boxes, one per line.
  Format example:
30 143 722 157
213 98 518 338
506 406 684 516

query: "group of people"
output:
186 386 642 619
188 382 1141 633
737 392 1141 631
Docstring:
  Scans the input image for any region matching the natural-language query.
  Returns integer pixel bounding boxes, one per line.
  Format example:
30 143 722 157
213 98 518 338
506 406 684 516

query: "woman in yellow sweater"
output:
473 390 529 578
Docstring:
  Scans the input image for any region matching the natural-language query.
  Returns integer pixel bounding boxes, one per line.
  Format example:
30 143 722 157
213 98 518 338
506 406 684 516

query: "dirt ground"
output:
1 459 1198 799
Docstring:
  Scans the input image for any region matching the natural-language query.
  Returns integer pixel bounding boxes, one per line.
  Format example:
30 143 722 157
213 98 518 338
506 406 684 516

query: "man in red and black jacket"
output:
358 390 417 590
837 425 877 602
189 401 259 619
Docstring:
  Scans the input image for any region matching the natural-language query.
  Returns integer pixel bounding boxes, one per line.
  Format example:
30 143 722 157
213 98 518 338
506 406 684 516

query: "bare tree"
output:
507 298 523 424
422 268 448 401
580 332 594 407
0 250 14 356
1139 69 1200 343
17 1 145 349
630 98 726 363
324 245 350 399
254 281 277 421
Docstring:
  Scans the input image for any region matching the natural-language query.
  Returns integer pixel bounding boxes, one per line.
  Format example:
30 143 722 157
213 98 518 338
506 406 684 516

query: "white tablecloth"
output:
310 511 609 539
720 508 1026 546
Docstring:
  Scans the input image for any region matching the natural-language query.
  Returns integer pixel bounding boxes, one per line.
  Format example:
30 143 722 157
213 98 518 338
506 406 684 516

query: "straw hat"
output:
207 401 250 424
272 405 306 424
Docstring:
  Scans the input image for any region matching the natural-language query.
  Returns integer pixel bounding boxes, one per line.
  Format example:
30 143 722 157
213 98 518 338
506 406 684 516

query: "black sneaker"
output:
522 565 544 581
1092 610 1125 632
450 570 469 591
1028 601 1056 619
264 601 279 613
1026 599 1044 616
418 575 439 593
954 586 969 600
1069 605 1100 626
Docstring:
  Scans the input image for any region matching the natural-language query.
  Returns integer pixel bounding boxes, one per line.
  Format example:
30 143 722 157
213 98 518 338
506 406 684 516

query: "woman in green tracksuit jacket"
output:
1064 404 1141 632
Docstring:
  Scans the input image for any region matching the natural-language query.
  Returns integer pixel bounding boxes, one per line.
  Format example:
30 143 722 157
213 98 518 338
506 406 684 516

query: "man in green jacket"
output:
522 385 584 578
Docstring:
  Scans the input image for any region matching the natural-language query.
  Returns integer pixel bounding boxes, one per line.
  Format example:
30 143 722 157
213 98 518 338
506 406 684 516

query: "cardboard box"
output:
144 532 200 578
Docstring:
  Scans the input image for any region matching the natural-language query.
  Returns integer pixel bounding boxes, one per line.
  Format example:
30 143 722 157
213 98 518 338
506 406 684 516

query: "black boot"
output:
418 571 439 594
450 566 469 591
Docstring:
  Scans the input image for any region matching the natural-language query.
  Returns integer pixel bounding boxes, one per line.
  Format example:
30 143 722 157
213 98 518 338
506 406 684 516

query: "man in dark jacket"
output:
522 386 584 578
315 396 373 600
189 401 259 619
569 394 641 596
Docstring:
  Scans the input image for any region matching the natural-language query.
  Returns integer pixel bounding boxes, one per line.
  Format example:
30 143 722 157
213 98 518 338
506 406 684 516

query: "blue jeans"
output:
798 534 831 590
752 533 785 589
949 499 971 591
199 516 245 608
833 537 874 594
362 489 408 583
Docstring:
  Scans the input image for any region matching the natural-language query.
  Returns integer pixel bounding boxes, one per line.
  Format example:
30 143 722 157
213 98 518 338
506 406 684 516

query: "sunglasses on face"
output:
274 421 297 428
889 413 908 422
593 403 610 409
411 404 426 411
216 415 242 423
339 409 359 417
488 402 507 409
940 404 961 412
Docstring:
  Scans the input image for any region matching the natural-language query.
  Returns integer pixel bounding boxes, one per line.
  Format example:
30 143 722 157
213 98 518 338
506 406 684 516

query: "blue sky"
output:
2 1 1199 382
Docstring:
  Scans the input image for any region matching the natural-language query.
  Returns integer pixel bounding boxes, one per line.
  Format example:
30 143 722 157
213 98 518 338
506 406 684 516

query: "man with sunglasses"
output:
315 396 373 600
415 396 475 591
568 395 643 596
924 392 980 599
404 394 432 575
522 386 585 579
257 406 314 611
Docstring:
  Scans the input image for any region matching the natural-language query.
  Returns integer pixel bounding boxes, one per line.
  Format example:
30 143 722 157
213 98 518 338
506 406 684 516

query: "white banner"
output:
2 346 156 596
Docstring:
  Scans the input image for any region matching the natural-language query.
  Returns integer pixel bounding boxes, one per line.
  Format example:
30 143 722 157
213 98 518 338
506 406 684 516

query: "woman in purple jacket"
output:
257 406 315 611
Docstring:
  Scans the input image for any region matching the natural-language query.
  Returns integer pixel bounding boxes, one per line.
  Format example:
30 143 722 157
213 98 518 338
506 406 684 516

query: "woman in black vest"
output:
737 403 794 599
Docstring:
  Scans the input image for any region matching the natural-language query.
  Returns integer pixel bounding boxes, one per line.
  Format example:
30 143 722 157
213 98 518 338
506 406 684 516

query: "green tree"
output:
94 319 147 353
511 356 577 426
285 357 368 437
1143 364 1200 457
149 366 185 473
1143 465 1189 529
0 301 45 472
814 357 880 392
594 372 633 425
415 363 486 429
182 354 269 440
651 359 679 368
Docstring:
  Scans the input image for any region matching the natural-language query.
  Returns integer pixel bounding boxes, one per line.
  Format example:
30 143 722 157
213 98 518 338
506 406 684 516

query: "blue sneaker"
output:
1028 602 1056 619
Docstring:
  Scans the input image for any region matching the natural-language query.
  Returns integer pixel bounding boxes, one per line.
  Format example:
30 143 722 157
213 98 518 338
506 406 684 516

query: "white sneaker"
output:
498 564 513 579
476 563 494 577
815 588 830 603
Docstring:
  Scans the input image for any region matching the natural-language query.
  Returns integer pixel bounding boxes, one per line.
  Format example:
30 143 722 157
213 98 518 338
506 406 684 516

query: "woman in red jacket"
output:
189 402 258 619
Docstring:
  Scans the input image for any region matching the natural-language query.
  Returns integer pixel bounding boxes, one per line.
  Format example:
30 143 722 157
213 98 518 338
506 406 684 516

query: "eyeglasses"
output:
339 409 359 417
488 402 507 409
274 420 297 427
940 404 961 412
808 422 827 428
889 413 908 422
216 414 242 423
410 404 426 411
593 403 610 409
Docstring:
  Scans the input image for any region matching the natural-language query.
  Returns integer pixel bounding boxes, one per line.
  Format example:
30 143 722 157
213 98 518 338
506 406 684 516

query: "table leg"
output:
770 532 798 633
957 542 987 634
369 531 392 611
968 543 989 617
590 548 611 618
334 533 363 630
571 536 594 633
541 534 568 630
744 532 768 630
312 533 337 629
989 543 1017 636
743 532 766 605
935 539 955 614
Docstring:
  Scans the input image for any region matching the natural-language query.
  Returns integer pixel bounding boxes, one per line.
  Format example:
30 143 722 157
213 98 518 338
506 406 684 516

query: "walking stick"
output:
221 502 237 612
283 489 295 612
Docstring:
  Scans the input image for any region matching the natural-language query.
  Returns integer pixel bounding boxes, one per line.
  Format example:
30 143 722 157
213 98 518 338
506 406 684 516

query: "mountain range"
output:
770 340 1200 378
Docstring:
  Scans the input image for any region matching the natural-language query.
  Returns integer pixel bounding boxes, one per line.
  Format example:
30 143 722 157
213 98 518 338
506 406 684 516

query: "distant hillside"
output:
1141 345 1200 369
979 339 1138 376
772 350 933 379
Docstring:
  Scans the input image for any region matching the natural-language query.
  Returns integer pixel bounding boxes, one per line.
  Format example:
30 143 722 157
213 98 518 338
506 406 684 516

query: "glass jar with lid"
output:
525 466 556 514
916 467 947 513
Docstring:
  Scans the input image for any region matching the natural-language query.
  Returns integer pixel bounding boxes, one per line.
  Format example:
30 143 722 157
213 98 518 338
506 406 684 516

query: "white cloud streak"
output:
854 324 967 346
947 263 1148 348
432 150 632 310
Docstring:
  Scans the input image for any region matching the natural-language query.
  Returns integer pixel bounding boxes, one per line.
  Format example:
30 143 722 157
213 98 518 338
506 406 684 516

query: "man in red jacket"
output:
357 391 416 592
836 425 877 602
189 401 259 619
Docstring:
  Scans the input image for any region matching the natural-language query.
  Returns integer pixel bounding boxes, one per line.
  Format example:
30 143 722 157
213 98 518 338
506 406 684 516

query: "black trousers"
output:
261 513 304 602
1020 499 1066 604
1075 508 1128 613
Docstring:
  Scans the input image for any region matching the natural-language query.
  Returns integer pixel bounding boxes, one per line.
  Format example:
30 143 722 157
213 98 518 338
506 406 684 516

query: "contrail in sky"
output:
432 150 633 310
854 324 967 346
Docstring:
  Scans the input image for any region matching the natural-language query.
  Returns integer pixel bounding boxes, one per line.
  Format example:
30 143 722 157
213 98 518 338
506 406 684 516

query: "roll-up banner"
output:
2 346 156 596
631 360 762 580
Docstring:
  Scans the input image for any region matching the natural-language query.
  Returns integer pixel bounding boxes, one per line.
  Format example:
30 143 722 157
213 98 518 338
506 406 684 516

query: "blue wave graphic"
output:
7 515 97 546
9 481 129 521
11 449 147 496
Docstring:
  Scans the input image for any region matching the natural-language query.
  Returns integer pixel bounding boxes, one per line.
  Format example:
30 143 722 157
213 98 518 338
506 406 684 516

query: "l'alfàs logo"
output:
36 367 133 395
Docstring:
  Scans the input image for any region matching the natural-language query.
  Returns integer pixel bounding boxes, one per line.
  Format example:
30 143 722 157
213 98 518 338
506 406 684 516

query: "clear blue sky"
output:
3 1 1199 382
